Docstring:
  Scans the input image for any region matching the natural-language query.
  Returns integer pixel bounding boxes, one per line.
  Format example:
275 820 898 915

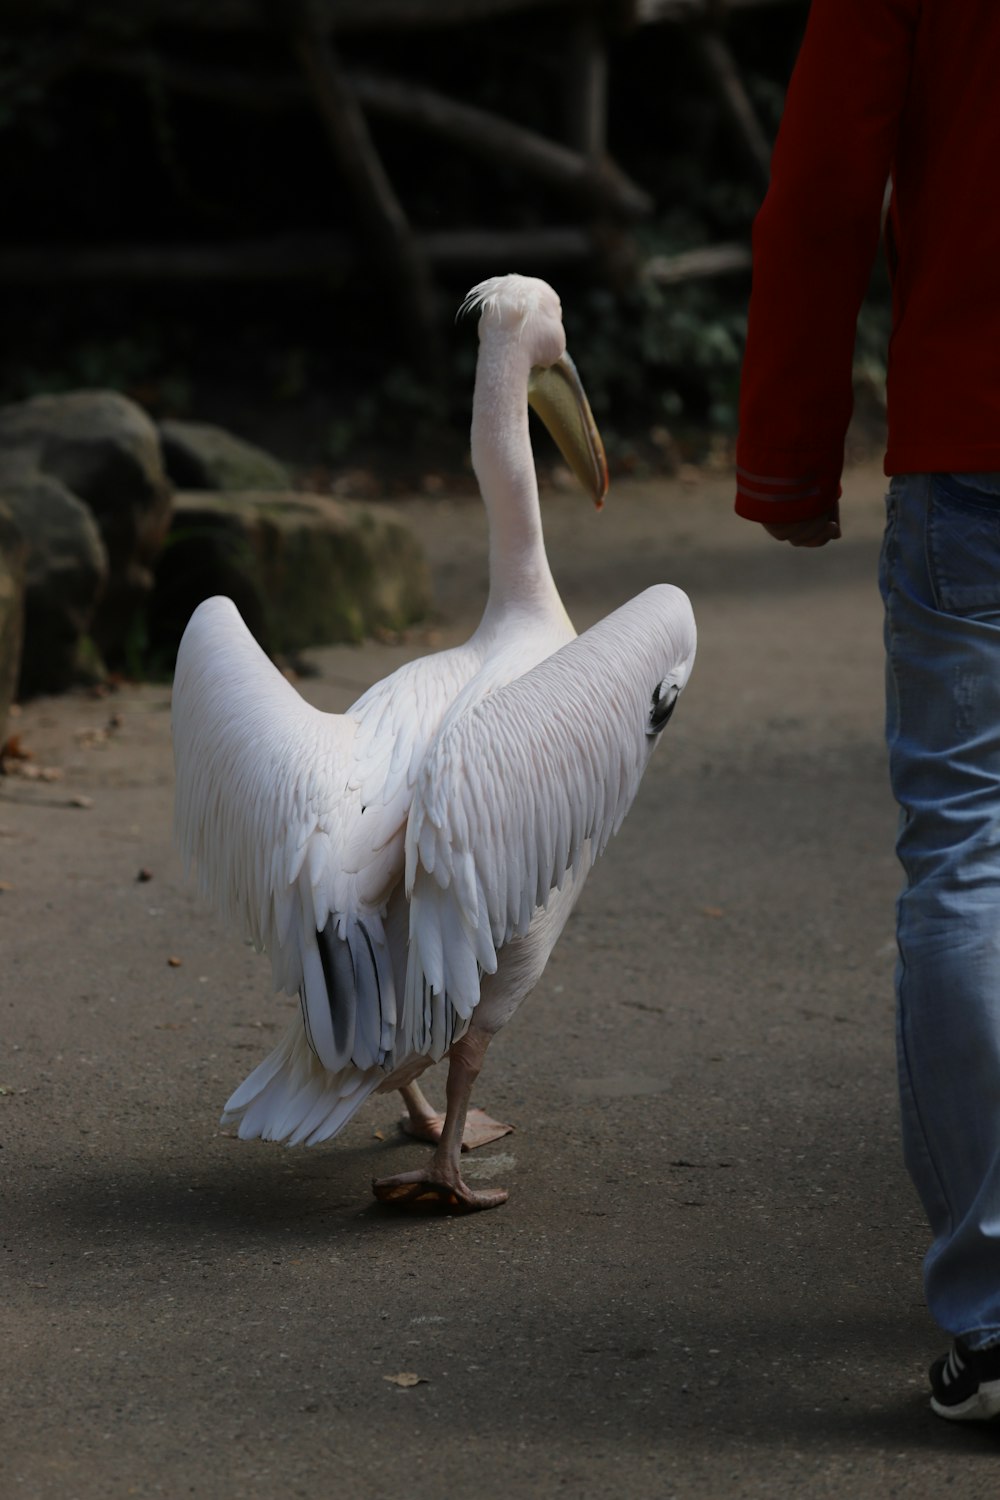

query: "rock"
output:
0 474 109 697
159 420 292 492
0 390 171 667
0 502 27 738
148 491 430 665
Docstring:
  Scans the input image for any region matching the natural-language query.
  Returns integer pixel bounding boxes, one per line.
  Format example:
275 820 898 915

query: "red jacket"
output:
736 0 1000 524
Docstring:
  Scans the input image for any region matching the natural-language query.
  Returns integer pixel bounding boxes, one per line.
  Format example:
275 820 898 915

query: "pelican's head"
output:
462 274 609 507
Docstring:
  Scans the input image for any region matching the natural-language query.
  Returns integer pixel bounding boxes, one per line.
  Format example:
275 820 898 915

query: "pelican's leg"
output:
374 1026 509 1213
397 1081 443 1140
398 1078 514 1152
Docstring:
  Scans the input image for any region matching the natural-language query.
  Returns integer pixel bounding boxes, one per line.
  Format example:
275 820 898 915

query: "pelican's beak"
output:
528 351 609 509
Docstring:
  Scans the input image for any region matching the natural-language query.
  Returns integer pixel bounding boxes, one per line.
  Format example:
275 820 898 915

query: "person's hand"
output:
762 506 841 547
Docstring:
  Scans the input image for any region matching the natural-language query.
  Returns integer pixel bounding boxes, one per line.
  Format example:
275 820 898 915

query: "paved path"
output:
4 463 998 1496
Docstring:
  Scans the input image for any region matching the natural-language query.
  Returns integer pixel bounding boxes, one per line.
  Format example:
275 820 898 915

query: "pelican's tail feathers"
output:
296 912 397 1076
223 1020 301 1116
221 1018 381 1146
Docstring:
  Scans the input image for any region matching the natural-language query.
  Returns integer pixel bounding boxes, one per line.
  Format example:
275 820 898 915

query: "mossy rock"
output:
0 390 171 670
149 490 430 666
0 475 109 697
159 420 292 493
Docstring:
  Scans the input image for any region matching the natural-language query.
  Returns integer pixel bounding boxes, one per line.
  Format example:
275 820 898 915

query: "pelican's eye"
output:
648 682 680 736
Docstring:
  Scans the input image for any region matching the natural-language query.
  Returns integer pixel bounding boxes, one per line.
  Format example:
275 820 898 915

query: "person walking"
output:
734 0 1000 1421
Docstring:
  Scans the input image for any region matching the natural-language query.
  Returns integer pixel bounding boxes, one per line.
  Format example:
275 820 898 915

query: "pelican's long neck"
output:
471 333 563 622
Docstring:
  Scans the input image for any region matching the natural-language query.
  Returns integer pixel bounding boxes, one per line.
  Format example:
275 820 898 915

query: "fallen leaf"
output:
372 1129 386 1141
75 728 109 748
137 868 154 883
1 734 32 762
383 1372 426 1388
69 795 94 809
167 956 183 968
700 905 725 919
0 881 13 892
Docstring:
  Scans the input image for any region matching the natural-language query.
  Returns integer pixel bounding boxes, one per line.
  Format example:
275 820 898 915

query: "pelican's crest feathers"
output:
459 273 561 335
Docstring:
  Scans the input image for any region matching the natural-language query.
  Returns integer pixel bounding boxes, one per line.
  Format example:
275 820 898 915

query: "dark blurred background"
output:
0 0 889 482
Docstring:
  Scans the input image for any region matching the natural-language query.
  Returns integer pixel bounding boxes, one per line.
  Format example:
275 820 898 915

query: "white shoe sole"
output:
931 1377 1000 1422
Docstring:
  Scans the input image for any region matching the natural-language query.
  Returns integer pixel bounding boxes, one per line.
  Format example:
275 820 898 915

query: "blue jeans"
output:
881 472 1000 1351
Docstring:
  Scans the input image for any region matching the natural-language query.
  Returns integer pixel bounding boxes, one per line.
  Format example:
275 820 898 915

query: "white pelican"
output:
172 273 696 1213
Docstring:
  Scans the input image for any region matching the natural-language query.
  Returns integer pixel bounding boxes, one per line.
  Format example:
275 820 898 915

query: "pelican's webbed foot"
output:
398 1080 513 1152
399 1105 514 1152
372 1168 508 1214
380 1026 508 1213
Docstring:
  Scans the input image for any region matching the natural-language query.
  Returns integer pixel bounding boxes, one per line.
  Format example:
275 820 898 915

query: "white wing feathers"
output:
172 596 470 1076
174 585 694 1089
174 599 342 963
404 585 696 1031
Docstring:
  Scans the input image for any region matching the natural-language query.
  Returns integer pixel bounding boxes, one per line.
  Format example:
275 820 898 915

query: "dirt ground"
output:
3 460 998 1498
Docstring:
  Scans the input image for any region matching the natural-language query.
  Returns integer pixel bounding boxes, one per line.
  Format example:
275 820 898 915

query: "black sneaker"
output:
929 1340 1000 1421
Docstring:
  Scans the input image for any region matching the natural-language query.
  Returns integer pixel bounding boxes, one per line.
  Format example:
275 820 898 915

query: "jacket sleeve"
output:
735 0 918 524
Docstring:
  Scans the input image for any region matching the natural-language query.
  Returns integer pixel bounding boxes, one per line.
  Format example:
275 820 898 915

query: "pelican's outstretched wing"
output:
402 585 697 1043
172 595 472 1074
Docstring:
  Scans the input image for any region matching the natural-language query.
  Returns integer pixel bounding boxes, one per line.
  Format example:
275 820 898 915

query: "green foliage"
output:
566 276 747 435
325 362 455 465
3 332 192 414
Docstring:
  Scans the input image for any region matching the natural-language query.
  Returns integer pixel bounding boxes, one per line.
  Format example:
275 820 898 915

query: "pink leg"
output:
374 1027 509 1213
398 1079 513 1152
397 1081 442 1140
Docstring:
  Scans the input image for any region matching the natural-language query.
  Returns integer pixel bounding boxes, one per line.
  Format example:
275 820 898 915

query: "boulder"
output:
159 420 292 492
0 502 27 738
148 491 430 665
0 390 171 666
0 474 109 697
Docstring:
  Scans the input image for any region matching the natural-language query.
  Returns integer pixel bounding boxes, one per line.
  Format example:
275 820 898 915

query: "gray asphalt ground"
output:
3 460 999 1497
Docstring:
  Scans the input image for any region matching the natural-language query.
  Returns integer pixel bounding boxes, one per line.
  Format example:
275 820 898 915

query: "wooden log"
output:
563 12 607 160
559 16 644 288
1 0 591 34
693 26 772 190
643 241 751 283
88 51 650 218
630 0 804 21
0 228 594 283
286 0 441 368
1 0 806 34
422 227 593 265
0 237 355 282
352 69 650 218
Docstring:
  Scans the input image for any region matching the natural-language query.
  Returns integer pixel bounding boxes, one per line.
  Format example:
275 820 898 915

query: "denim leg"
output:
881 472 1000 1350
